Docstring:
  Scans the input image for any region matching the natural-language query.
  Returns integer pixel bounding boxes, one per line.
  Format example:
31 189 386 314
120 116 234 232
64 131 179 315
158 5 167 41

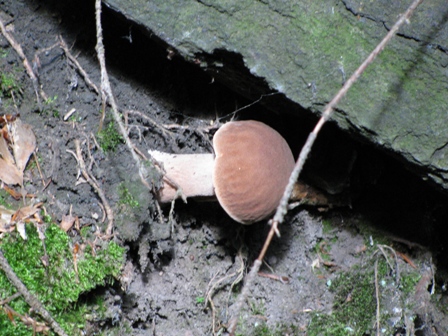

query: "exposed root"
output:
204 251 245 335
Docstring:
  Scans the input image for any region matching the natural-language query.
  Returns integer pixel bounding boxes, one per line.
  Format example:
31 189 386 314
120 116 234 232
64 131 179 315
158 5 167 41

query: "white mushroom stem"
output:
149 150 215 203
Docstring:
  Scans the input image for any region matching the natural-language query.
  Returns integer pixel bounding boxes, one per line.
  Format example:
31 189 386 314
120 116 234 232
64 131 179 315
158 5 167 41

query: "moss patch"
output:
0 223 125 335
97 120 124 152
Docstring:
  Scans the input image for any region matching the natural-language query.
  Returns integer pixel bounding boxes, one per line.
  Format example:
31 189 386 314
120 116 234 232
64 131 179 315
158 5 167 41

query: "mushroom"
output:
149 120 295 224
212 120 295 224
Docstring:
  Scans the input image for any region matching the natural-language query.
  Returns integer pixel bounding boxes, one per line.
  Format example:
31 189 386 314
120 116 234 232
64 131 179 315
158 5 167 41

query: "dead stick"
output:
58 35 100 95
73 139 114 235
228 0 424 333
94 0 151 190
374 259 380 336
0 17 47 105
0 249 69 336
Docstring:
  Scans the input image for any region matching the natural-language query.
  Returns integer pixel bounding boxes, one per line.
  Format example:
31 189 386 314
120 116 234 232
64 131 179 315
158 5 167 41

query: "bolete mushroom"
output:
212 120 295 224
149 120 295 224
148 120 350 220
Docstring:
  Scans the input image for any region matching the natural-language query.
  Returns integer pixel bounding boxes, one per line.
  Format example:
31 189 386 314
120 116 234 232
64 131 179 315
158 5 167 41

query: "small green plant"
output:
195 296 205 304
0 49 9 58
97 121 123 152
0 72 21 97
118 183 140 209
249 300 265 316
41 95 60 117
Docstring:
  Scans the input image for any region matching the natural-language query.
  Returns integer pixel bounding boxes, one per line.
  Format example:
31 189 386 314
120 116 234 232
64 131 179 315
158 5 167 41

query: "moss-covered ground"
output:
0 219 125 335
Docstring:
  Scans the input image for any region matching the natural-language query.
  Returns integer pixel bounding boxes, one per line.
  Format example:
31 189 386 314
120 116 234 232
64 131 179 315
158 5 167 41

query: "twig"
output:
374 259 380 336
377 244 400 284
0 292 21 305
95 0 152 191
227 0 424 333
124 109 174 139
66 139 114 235
58 35 100 95
0 249 69 336
0 16 47 106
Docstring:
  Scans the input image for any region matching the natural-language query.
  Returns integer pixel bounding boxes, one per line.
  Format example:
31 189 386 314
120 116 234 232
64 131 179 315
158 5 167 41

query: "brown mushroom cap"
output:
212 120 295 224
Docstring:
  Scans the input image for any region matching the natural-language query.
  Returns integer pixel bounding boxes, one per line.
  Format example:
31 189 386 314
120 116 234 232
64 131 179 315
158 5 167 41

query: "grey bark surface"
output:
103 0 448 191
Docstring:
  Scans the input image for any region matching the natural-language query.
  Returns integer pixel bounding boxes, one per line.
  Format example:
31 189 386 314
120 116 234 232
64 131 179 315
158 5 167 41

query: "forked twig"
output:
0 249 68 336
66 139 114 236
0 17 47 105
228 0 424 333
58 35 100 95
95 0 152 192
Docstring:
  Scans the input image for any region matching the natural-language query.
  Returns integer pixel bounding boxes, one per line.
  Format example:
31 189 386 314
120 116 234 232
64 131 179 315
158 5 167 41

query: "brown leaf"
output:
0 205 15 233
0 158 22 185
12 203 43 222
11 119 36 172
0 135 14 164
60 214 76 232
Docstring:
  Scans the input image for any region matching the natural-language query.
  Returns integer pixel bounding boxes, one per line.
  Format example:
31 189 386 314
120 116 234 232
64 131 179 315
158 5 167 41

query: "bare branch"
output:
0 16 47 105
94 0 152 191
228 0 424 333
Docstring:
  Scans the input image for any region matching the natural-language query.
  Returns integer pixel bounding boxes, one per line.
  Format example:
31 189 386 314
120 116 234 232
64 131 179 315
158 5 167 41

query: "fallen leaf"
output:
0 159 22 185
0 118 36 187
16 221 26 240
60 214 76 232
11 119 36 172
12 203 42 222
0 205 15 233
0 134 14 164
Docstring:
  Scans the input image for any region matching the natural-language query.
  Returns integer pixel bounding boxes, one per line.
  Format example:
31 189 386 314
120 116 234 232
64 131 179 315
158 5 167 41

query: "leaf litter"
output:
0 114 41 239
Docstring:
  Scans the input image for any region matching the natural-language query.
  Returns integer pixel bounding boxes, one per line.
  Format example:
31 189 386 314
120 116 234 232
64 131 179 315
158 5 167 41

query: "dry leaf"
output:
60 214 76 232
16 221 26 240
11 119 36 172
0 118 36 187
0 135 14 164
0 205 15 233
0 159 22 185
12 203 43 222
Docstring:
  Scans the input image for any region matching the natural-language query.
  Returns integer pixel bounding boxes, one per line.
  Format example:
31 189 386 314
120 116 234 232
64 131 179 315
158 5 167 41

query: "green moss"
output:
0 72 21 97
236 322 300 336
399 272 421 295
308 260 389 335
97 121 123 153
0 223 125 335
0 189 12 209
321 219 333 234
118 183 140 209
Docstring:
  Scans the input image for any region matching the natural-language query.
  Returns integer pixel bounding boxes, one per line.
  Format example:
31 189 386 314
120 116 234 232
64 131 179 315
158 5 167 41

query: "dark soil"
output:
0 0 447 335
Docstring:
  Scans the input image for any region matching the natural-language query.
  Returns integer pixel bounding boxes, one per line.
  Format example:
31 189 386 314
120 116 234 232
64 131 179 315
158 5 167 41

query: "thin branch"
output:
0 16 47 105
66 139 114 236
228 0 424 333
58 35 100 95
374 259 381 336
0 249 69 336
94 0 152 191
